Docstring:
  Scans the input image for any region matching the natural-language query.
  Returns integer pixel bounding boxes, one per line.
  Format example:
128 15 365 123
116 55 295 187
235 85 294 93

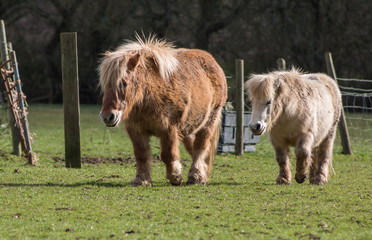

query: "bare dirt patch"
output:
51 156 185 165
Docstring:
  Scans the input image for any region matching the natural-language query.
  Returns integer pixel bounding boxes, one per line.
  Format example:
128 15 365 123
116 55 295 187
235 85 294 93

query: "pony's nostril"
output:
108 113 115 122
256 123 262 131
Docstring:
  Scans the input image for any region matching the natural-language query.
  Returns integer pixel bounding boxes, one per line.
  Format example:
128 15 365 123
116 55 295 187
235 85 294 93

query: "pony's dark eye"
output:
121 81 128 88
266 100 272 105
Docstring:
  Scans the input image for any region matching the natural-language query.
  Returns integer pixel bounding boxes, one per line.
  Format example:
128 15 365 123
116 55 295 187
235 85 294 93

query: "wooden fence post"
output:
324 52 352 155
61 32 81 168
0 22 5 106
277 58 286 70
0 20 21 155
235 59 244 156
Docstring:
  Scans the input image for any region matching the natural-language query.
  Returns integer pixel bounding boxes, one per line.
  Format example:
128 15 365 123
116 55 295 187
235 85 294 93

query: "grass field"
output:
0 104 371 239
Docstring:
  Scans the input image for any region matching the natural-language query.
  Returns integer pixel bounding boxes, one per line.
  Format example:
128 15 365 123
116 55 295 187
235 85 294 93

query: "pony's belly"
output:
125 112 205 138
179 114 208 137
125 116 165 137
179 100 214 136
270 134 298 147
270 124 304 147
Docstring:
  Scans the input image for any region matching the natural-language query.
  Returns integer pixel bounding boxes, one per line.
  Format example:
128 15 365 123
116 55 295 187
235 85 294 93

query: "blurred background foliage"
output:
0 0 371 104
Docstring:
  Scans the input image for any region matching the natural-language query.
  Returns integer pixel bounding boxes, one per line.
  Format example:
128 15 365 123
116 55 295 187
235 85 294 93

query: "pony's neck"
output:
267 84 287 131
124 68 153 118
268 80 299 131
268 101 282 131
124 59 168 119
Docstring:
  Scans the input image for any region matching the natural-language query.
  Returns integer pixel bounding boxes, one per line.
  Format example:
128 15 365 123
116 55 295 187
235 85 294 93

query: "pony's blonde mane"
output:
98 34 178 92
246 73 276 100
246 68 303 100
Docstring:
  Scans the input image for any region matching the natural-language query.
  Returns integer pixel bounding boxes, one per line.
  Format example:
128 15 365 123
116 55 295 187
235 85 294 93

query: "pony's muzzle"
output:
249 121 266 135
100 111 122 127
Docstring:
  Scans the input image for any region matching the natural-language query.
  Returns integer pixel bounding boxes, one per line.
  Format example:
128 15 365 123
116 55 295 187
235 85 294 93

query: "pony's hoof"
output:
310 175 328 185
295 174 307 184
186 175 208 185
276 176 291 185
130 178 152 187
168 174 183 186
187 167 208 185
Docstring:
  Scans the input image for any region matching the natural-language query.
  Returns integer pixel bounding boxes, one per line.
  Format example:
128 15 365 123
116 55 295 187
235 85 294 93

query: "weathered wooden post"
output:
61 32 81 168
324 52 352 155
0 35 4 107
277 58 286 70
235 59 244 156
0 20 21 155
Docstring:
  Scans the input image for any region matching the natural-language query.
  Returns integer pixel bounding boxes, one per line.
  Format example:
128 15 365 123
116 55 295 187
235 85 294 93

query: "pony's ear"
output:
104 51 111 58
274 77 280 89
127 53 140 72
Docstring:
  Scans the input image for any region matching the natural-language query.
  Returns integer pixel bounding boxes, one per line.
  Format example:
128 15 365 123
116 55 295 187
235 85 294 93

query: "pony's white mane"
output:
98 34 178 92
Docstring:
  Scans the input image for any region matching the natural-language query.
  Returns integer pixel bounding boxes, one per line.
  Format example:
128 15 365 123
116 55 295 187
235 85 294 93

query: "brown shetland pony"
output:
98 36 227 186
246 69 342 185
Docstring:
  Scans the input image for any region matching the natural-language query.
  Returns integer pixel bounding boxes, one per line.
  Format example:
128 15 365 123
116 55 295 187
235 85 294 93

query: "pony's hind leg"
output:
160 127 183 186
187 128 214 185
126 127 152 186
274 146 291 184
294 134 314 183
310 135 334 185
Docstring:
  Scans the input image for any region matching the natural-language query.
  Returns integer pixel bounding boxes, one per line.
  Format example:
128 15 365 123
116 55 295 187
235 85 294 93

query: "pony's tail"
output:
206 113 222 178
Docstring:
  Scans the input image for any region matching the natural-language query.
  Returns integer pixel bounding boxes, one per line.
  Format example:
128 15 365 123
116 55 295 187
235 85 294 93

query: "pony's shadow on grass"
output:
1 181 132 188
249 182 280 186
1 180 246 188
207 181 244 186
208 181 281 187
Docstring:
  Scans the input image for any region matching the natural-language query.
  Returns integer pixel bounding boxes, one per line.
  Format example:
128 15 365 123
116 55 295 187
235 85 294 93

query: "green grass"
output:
0 104 371 239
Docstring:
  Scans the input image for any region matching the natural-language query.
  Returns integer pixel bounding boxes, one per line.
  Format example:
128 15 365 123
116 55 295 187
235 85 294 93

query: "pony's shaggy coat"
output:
99 36 227 186
246 69 342 185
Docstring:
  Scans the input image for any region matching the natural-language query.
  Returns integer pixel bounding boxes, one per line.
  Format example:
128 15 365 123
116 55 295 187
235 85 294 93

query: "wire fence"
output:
0 74 371 156
0 104 11 151
336 77 372 154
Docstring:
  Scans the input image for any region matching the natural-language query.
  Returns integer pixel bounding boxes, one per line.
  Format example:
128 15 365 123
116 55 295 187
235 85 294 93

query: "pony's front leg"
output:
310 135 335 185
274 146 291 184
160 128 183 186
295 134 314 183
126 127 152 186
187 128 213 185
